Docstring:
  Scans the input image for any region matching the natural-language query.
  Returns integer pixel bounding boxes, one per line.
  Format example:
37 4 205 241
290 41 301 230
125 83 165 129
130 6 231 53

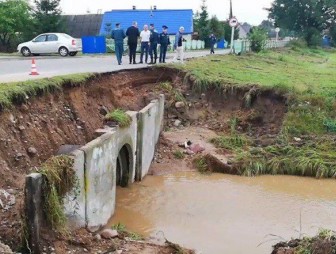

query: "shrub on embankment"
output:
169 47 336 178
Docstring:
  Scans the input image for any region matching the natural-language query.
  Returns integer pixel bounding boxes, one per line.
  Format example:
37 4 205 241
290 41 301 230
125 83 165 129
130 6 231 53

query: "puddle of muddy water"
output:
108 172 336 254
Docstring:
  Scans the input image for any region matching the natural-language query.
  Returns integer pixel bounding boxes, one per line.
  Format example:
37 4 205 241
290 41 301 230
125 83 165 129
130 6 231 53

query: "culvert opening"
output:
116 145 132 187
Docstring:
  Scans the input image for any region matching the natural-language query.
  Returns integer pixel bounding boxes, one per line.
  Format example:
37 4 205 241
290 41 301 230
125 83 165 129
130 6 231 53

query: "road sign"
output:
275 27 280 33
229 17 238 27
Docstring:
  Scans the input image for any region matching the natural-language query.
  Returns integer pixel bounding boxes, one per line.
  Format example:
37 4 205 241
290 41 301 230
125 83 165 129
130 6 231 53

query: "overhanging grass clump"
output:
104 109 132 128
210 134 251 151
193 156 209 174
40 155 76 232
0 73 93 110
233 140 336 178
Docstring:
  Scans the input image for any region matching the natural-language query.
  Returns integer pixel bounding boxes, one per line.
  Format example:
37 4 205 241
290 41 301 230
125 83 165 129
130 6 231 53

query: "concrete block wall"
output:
136 97 165 180
63 149 86 228
81 131 118 228
25 97 164 234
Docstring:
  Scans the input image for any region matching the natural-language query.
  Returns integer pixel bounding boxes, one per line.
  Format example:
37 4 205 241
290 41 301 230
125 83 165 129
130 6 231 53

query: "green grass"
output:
40 155 77 232
104 109 132 128
0 73 93 110
180 47 335 94
193 156 209 174
233 139 336 178
210 134 251 151
290 229 336 254
163 47 336 178
111 223 144 240
173 150 185 159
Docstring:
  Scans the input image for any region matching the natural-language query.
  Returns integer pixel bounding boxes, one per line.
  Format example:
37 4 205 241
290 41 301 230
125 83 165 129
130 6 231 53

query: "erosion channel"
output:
0 67 335 254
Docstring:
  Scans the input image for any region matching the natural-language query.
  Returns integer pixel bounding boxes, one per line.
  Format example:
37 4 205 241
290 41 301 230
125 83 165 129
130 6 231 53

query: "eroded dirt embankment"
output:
0 66 287 253
0 68 176 251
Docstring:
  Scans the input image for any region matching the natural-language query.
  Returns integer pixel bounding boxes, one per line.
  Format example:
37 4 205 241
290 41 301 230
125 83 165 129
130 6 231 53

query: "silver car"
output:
17 33 82 57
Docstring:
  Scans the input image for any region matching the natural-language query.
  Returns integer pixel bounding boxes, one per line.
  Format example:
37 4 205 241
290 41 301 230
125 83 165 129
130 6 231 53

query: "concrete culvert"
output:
116 145 132 187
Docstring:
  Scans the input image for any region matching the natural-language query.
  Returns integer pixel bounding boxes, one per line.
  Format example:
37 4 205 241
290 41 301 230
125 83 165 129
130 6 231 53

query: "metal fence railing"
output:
233 39 291 54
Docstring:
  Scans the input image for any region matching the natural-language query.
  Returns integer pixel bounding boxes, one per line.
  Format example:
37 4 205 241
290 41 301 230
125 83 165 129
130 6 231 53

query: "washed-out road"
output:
0 49 229 83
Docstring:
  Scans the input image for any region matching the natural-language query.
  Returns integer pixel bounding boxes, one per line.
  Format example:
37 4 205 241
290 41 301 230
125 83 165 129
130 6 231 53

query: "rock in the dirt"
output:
99 106 109 116
27 147 38 156
190 144 205 154
9 114 16 124
18 125 26 131
174 120 182 127
185 149 195 155
100 229 118 239
94 234 102 241
15 153 24 160
175 101 185 109
0 189 16 210
0 241 13 253
294 137 302 142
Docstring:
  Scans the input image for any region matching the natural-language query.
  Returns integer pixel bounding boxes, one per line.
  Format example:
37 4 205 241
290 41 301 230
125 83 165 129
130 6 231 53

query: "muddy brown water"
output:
109 172 336 254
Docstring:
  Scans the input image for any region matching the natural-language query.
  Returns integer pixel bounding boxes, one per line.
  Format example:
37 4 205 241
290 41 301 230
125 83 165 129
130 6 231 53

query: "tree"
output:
223 22 239 43
33 0 65 34
248 27 268 52
0 0 33 51
208 16 224 39
268 0 336 46
194 0 210 45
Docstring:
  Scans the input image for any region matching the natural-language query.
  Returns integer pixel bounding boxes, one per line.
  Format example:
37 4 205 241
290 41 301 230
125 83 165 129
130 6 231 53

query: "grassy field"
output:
176 46 336 178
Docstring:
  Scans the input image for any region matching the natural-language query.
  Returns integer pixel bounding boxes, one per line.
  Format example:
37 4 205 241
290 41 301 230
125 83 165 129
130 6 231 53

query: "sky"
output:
59 0 273 26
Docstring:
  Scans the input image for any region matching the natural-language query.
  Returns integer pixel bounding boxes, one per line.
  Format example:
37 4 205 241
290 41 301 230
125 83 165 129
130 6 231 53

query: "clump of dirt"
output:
272 236 336 254
39 228 195 254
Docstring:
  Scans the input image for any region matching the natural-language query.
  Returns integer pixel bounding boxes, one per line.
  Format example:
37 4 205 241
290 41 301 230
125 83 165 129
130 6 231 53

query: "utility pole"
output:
229 0 237 53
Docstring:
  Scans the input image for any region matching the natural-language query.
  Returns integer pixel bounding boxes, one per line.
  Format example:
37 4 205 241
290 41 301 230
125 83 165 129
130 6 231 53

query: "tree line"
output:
1 0 335 52
0 0 65 52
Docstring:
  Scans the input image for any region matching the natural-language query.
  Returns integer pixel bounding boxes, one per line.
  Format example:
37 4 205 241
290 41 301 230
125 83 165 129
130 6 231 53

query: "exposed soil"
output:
0 66 287 253
0 68 175 253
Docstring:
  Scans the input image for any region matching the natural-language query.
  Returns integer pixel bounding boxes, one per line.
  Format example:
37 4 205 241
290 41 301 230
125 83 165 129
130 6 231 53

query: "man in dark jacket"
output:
111 23 126 65
149 24 159 64
126 21 140 64
209 33 217 54
159 25 170 63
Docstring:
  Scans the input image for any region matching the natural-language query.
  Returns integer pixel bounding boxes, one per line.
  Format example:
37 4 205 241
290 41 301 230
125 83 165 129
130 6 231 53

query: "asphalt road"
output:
0 49 229 83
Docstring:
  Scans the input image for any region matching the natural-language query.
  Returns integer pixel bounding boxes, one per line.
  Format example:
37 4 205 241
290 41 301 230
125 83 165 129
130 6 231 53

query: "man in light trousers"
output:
173 26 185 63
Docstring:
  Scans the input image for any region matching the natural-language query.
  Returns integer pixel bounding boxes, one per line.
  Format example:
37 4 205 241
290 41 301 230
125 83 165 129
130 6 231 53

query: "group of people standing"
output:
111 21 185 65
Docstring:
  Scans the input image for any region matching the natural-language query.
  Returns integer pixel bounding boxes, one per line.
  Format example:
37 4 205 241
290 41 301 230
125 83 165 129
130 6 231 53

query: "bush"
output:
304 27 321 47
287 38 308 50
248 27 268 52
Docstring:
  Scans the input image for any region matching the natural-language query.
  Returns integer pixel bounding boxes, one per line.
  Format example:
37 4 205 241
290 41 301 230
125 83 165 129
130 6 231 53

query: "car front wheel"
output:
69 51 77 56
59 47 69 57
21 47 31 57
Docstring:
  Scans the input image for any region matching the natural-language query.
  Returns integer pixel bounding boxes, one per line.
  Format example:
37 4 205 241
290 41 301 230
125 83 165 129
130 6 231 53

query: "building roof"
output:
99 9 193 35
64 14 103 38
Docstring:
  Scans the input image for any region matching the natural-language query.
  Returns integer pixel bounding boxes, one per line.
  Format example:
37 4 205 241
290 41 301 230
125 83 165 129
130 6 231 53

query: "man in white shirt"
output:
140 25 151 64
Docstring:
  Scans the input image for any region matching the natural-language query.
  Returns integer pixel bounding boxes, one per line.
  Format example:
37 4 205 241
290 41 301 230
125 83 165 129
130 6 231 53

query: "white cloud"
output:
59 0 273 25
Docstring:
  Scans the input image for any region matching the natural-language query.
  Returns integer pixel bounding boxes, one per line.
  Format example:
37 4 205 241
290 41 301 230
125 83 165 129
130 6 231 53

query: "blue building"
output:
99 8 193 36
